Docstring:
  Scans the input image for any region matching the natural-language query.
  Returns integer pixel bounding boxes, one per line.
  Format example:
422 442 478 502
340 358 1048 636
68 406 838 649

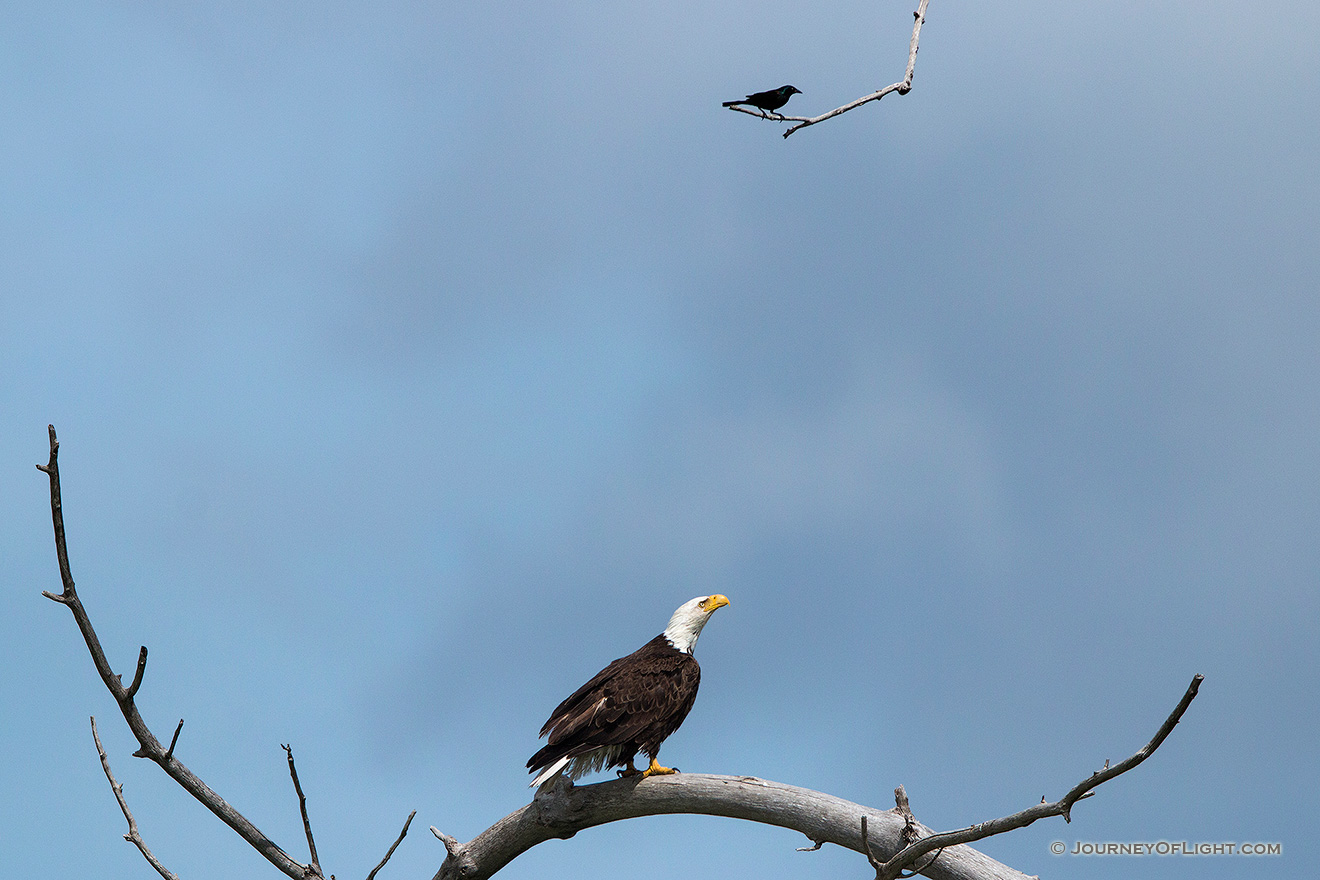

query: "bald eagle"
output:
527 595 730 787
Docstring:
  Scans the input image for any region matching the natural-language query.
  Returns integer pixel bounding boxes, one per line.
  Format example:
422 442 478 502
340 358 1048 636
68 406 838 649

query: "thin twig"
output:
91 716 180 880
366 810 417 880
724 106 794 123
874 674 1205 880
283 744 322 876
1055 673 1203 821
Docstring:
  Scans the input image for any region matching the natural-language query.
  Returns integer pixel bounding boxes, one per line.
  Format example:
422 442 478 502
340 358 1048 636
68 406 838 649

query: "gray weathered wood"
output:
432 773 1032 880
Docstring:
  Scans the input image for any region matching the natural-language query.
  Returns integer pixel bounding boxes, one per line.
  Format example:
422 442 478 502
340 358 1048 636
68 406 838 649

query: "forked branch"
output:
724 0 931 138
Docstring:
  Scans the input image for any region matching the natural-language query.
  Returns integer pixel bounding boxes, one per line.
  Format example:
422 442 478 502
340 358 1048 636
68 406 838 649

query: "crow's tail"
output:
721 100 743 107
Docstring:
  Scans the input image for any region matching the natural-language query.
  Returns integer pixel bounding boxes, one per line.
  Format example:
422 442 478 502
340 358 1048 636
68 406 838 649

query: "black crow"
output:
722 85 802 116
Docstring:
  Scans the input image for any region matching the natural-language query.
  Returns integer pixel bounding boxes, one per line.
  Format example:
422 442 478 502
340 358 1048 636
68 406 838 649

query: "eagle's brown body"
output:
526 635 700 783
526 595 728 787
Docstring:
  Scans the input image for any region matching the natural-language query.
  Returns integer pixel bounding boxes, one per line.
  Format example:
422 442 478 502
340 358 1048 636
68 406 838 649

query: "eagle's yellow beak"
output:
702 594 730 611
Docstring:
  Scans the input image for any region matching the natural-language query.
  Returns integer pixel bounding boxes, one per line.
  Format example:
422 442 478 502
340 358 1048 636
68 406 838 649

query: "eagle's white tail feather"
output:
529 755 571 788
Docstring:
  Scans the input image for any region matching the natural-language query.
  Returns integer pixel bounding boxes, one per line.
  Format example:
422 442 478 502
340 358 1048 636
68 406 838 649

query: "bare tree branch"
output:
874 674 1205 880
37 426 311 880
724 1 931 139
91 716 180 880
430 773 1031 880
366 811 416 880
283 744 323 877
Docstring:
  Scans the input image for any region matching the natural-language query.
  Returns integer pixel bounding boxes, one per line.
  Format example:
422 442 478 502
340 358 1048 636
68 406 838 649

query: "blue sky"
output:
3 2 1316 878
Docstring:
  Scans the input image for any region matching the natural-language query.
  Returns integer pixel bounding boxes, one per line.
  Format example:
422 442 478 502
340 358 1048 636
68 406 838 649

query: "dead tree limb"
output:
724 0 931 139
431 773 1030 880
37 425 314 880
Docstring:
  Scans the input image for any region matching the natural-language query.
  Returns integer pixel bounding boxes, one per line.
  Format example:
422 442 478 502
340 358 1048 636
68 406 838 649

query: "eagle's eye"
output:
698 598 709 608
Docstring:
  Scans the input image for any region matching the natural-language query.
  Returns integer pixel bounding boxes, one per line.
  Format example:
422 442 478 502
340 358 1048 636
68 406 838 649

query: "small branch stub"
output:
431 827 462 857
125 647 149 700
165 720 184 761
878 788 942 880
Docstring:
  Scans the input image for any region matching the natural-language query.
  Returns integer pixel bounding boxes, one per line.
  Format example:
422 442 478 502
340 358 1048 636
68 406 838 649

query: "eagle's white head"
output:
662 594 730 654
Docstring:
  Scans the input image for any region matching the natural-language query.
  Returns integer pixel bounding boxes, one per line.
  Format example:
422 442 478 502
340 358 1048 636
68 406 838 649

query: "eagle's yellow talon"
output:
640 757 678 778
